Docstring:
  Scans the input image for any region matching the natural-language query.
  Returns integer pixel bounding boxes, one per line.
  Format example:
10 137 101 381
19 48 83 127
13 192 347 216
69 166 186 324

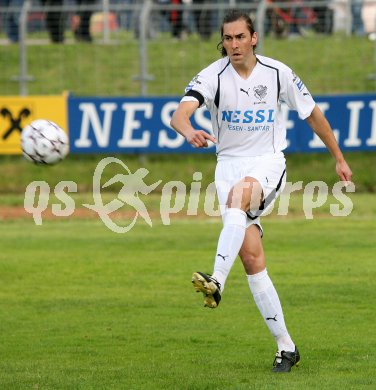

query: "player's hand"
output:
336 160 353 184
187 130 216 148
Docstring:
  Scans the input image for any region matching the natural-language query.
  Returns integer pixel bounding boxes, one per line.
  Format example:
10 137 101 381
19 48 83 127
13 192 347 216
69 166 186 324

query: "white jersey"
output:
182 55 315 158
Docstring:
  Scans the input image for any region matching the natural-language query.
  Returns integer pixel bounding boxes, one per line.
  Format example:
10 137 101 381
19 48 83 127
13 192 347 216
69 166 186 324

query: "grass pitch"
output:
0 202 374 389
0 32 374 96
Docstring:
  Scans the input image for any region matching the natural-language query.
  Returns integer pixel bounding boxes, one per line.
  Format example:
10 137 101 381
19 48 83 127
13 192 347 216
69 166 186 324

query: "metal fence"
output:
0 0 375 96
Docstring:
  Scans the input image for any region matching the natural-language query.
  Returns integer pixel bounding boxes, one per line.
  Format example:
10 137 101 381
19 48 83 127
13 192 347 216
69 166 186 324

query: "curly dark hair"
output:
217 9 256 57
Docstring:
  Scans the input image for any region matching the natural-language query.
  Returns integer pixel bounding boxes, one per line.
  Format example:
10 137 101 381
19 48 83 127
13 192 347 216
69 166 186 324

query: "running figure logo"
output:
83 157 161 233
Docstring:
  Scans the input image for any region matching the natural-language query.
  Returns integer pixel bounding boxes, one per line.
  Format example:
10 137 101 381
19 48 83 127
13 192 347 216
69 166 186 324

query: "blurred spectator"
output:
170 0 184 39
0 0 23 42
40 0 65 43
156 0 184 39
192 0 211 39
351 0 365 36
156 0 172 37
74 0 96 42
312 3 333 34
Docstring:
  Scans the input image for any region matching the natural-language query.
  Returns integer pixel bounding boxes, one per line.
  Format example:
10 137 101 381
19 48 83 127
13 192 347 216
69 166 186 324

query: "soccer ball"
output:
21 119 69 165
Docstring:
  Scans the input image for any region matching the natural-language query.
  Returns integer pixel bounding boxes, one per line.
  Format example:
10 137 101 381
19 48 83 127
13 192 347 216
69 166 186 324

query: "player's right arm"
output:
170 101 217 148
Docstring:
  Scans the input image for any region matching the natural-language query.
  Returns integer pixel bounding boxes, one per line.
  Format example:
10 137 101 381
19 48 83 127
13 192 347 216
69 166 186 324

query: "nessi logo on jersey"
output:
221 109 275 132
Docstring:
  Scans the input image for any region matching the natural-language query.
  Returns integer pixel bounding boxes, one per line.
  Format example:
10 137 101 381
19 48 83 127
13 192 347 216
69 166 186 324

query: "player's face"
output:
222 19 257 65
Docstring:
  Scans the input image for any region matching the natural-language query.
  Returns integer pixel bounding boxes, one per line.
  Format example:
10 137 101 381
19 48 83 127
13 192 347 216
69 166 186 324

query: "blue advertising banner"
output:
68 94 376 154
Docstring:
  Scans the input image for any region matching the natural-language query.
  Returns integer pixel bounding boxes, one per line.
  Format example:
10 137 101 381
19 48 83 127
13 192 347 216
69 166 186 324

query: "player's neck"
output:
232 54 257 80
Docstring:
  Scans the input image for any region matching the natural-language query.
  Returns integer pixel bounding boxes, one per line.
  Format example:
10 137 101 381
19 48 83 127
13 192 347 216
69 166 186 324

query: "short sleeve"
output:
183 63 218 108
280 66 315 120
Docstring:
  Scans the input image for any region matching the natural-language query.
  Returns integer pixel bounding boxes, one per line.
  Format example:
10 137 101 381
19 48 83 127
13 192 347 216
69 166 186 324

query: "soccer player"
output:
170 9 352 372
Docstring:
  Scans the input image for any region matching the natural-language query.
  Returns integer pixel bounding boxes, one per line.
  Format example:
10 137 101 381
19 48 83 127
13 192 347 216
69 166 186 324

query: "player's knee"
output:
240 249 265 273
240 251 261 264
226 179 262 211
226 183 247 209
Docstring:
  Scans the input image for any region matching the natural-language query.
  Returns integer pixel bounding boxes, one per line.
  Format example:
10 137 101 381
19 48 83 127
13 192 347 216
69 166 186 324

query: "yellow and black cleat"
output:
191 272 221 308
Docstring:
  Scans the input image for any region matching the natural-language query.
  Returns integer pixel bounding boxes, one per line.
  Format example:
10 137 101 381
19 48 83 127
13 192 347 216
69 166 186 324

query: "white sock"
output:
212 208 247 291
248 269 295 353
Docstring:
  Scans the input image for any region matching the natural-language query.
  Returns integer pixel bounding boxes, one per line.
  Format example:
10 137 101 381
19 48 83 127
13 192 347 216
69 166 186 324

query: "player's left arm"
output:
306 105 353 183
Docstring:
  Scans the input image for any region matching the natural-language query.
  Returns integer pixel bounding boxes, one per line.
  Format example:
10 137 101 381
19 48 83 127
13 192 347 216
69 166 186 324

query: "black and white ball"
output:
21 119 69 165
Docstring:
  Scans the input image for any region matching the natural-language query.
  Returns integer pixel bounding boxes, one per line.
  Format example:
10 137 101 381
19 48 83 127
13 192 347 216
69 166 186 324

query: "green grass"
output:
0 32 374 96
263 34 376 95
0 151 375 197
0 203 375 389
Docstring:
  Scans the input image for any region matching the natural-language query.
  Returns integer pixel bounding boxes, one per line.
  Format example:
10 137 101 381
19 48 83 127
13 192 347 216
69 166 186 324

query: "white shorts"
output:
215 152 287 234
